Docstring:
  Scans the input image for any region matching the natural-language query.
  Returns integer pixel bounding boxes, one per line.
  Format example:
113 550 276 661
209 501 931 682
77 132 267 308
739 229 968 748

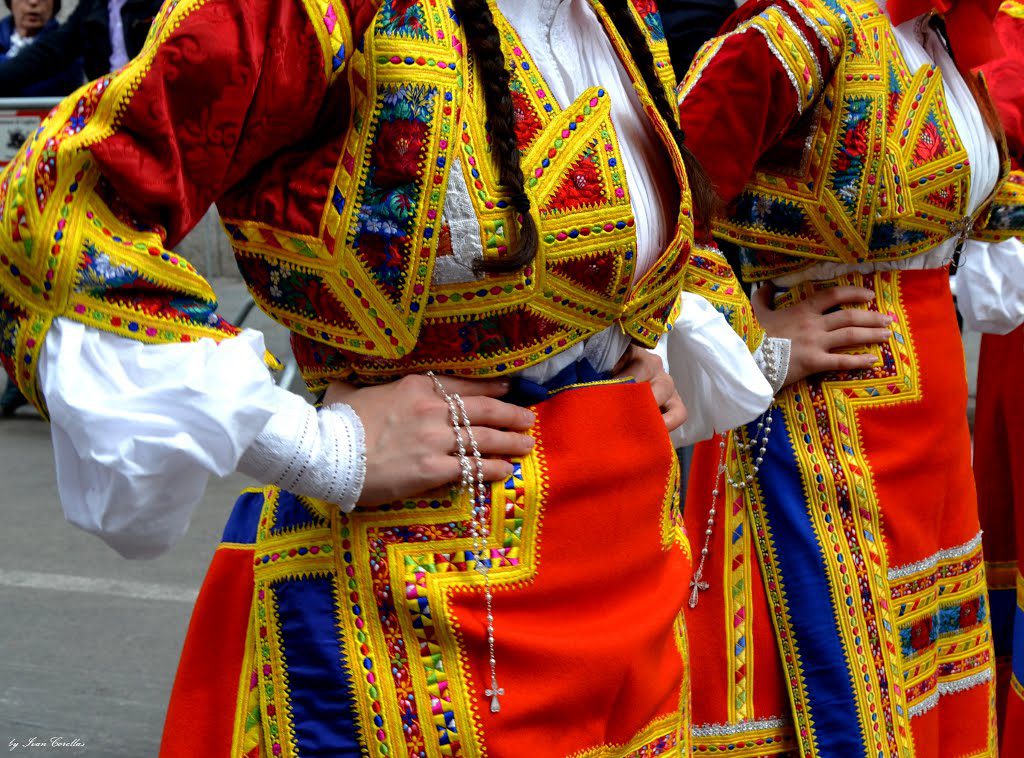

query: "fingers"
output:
646 371 676 410
751 282 777 314
825 326 892 350
432 375 511 398
819 351 880 372
807 286 875 313
425 456 516 484
613 345 661 383
822 308 892 330
461 395 535 430
454 427 535 457
661 395 688 432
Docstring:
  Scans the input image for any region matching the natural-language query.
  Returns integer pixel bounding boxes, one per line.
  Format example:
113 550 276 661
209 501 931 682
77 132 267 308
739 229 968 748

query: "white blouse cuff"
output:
237 394 367 512
753 336 791 394
956 236 1024 335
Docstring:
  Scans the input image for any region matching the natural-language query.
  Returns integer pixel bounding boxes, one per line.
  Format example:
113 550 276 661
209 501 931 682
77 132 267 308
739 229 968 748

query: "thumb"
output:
752 283 777 314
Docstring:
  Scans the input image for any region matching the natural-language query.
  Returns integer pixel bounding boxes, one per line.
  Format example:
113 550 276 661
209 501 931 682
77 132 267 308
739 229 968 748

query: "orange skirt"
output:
685 269 997 757
160 381 692 757
976 325 1024 755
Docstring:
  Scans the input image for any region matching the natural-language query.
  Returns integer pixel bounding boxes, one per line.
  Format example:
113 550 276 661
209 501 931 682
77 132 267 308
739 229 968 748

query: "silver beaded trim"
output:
887 531 983 581
757 336 792 395
780 0 837 62
692 716 789 738
907 668 994 718
752 27 810 115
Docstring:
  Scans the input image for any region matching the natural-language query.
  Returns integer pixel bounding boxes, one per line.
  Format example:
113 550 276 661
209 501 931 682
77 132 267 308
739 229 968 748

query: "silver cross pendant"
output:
688 575 709 608
485 676 505 713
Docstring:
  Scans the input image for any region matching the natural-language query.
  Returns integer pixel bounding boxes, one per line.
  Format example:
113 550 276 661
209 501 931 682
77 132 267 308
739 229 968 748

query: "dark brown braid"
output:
454 0 718 275
598 0 719 224
453 0 539 274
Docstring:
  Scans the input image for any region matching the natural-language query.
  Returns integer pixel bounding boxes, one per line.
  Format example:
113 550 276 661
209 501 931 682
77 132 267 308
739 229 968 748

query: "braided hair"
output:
455 0 539 274
598 0 718 224
452 0 718 274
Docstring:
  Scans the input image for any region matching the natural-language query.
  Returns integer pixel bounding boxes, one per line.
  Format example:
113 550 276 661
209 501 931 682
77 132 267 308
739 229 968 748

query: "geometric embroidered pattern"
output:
682 0 1011 282
227 0 695 391
0 0 696 403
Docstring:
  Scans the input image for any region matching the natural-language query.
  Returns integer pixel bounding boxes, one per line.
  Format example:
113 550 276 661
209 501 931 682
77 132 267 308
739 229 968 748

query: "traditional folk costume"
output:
675 0 1024 754
0 0 777 755
972 2 1024 753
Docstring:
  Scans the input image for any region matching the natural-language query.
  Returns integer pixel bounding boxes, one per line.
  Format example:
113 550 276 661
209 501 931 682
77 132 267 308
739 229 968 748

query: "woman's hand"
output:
613 345 688 431
753 284 893 387
324 375 536 506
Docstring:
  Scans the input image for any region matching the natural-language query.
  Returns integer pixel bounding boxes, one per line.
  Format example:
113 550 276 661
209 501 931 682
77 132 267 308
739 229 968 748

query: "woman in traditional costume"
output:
972 2 1024 753
0 0 787 754
674 0 1024 754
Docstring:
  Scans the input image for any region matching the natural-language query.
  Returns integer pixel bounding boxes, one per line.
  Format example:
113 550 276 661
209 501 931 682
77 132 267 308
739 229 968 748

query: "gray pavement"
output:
0 277 984 756
0 278 296 758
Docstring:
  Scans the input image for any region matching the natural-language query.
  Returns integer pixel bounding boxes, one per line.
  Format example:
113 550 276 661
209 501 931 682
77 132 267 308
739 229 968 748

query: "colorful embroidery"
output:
682 0 1003 281
224 0 694 392
248 399 691 756
974 169 1024 242
1001 0 1024 19
682 245 764 352
889 533 995 718
691 716 796 756
0 0 248 412
731 269 999 757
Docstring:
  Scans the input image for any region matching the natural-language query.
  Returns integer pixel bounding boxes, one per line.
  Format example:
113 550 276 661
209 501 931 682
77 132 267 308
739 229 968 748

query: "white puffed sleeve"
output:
39 318 281 558
656 292 774 448
956 236 1024 335
38 318 366 559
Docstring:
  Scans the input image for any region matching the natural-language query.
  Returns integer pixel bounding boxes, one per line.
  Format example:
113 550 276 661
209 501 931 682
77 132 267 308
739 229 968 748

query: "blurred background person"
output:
0 0 160 94
972 1 1024 752
0 0 82 96
661 0 739 73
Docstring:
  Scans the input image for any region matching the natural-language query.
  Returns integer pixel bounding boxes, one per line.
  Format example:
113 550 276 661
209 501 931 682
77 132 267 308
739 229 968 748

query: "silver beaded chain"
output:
688 406 774 609
427 372 505 713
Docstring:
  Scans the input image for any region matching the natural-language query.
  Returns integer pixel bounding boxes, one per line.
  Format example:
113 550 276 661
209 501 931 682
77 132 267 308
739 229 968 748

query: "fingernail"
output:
886 315 895 324
524 435 535 448
522 409 536 425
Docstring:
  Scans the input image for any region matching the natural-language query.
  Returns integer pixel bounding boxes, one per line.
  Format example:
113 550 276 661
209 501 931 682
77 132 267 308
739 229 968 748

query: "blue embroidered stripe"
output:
221 490 265 545
752 405 866 757
273 574 362 756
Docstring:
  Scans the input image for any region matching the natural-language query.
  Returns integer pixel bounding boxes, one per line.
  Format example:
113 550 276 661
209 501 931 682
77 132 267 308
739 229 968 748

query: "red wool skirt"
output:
685 269 996 757
160 381 693 757
976 325 1024 756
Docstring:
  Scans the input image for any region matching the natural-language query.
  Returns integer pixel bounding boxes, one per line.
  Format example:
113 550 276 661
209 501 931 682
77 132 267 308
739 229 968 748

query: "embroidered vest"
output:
699 0 1010 281
223 0 691 390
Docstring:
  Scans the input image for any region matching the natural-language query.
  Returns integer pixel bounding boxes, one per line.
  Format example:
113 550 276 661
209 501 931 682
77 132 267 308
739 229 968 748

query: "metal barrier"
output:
0 96 59 167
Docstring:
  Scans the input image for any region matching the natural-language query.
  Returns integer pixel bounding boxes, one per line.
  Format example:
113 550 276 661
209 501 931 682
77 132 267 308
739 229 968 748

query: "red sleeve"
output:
0 0 378 409
676 0 836 207
89 0 362 246
984 4 1024 163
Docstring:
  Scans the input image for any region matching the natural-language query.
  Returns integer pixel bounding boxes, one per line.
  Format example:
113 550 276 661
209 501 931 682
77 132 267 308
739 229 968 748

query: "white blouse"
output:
38 0 772 559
